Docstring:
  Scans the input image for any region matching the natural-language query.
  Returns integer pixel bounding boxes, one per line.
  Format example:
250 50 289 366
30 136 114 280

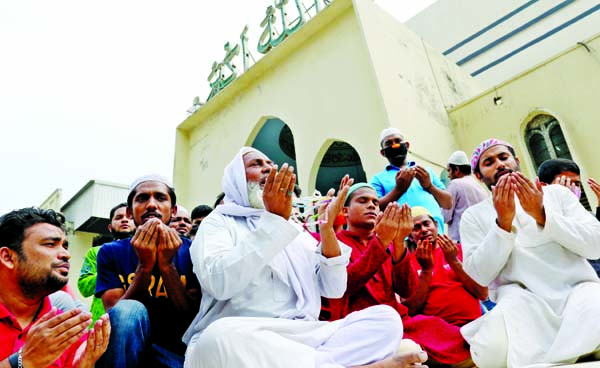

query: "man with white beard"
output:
183 147 428 368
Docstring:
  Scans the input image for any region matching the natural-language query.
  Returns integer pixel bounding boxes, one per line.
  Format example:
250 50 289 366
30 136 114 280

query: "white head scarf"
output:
215 147 320 320
215 147 266 230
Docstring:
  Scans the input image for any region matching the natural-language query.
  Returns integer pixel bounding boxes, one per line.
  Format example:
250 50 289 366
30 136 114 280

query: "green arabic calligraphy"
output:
257 0 304 54
205 0 334 101
207 42 240 100
240 25 251 72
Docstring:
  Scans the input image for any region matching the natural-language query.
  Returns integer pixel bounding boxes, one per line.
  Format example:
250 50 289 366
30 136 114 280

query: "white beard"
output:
247 182 265 209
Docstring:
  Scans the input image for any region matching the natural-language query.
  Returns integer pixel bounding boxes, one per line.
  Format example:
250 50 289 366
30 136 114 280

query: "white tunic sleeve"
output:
314 241 351 298
191 212 301 300
460 204 516 286
542 185 600 259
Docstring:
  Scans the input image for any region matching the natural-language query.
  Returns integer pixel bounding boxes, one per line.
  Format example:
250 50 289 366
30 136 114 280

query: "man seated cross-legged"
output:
407 206 487 367
96 175 201 368
183 147 427 368
320 183 478 367
460 139 600 367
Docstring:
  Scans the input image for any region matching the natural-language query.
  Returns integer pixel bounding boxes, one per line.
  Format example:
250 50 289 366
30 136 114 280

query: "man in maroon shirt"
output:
0 207 110 368
321 183 478 366
409 206 488 326
320 183 416 321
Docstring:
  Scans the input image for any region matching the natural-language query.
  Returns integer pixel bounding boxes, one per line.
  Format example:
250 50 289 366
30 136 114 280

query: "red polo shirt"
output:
0 296 85 367
410 243 482 326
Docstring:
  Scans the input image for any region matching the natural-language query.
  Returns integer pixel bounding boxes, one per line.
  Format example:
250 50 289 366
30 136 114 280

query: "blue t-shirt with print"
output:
96 237 199 356
370 164 446 232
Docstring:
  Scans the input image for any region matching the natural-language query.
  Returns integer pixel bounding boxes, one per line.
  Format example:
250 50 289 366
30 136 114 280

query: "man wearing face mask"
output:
537 158 600 277
537 158 585 202
370 128 452 233
537 159 600 224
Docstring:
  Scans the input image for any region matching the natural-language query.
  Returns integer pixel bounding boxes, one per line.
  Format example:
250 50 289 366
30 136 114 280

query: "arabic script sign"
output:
205 0 332 102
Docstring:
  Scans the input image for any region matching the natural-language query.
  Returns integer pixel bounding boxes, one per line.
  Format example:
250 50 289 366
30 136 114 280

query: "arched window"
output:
315 141 367 195
251 118 298 178
525 115 572 168
525 114 590 210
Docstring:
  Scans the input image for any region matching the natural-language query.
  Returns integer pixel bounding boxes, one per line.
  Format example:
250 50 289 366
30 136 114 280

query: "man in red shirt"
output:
321 183 479 366
0 207 110 368
408 206 487 326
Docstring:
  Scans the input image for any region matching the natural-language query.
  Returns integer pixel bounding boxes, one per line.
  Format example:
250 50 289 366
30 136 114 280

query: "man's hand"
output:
415 239 434 272
157 224 183 269
553 175 575 190
21 308 91 368
492 174 516 232
396 203 414 242
394 168 415 195
317 176 353 259
391 204 412 261
374 202 401 247
318 175 353 230
588 178 600 206
414 166 432 191
437 234 459 265
512 173 545 226
130 218 160 270
73 314 111 368
263 164 296 220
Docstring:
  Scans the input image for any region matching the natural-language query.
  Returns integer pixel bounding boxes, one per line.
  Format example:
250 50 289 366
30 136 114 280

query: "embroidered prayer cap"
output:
471 139 514 172
448 151 470 166
379 127 405 146
411 206 432 219
344 183 376 206
129 174 174 194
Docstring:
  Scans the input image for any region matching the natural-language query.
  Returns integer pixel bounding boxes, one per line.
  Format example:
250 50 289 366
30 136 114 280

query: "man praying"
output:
183 147 427 368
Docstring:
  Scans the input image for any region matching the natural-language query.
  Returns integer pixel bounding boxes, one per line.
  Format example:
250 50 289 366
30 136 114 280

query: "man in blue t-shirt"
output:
370 128 452 232
96 174 201 368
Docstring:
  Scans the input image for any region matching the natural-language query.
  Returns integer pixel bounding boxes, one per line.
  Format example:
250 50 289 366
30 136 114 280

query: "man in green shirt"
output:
78 202 136 321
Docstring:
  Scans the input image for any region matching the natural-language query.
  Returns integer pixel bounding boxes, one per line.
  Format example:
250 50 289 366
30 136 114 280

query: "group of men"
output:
2 128 600 368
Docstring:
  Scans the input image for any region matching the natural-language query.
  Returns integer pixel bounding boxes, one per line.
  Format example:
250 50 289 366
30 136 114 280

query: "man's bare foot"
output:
354 351 428 368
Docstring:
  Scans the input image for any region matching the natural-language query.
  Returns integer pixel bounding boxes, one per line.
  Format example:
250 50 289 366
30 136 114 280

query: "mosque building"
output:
39 0 600 308
174 0 600 211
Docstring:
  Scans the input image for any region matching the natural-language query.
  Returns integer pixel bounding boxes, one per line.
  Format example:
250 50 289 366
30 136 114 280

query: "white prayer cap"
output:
129 174 174 193
379 127 404 145
175 205 189 215
448 151 470 166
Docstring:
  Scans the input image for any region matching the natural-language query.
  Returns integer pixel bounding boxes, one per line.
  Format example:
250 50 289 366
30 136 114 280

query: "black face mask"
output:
383 143 408 167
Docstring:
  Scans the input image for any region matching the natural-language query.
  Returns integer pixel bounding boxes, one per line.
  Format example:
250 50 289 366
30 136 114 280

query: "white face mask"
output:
247 181 265 209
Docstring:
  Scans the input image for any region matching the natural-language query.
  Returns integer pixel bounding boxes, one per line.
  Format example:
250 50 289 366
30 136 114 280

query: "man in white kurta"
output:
460 139 600 367
183 147 427 368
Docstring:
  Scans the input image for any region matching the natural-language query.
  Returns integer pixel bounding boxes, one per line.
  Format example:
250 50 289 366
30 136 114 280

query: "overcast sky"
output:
0 0 435 215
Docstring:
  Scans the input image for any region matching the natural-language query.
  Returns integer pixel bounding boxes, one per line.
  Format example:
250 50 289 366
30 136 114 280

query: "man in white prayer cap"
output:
170 205 193 237
183 147 428 368
441 150 488 242
96 174 201 368
370 128 452 233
